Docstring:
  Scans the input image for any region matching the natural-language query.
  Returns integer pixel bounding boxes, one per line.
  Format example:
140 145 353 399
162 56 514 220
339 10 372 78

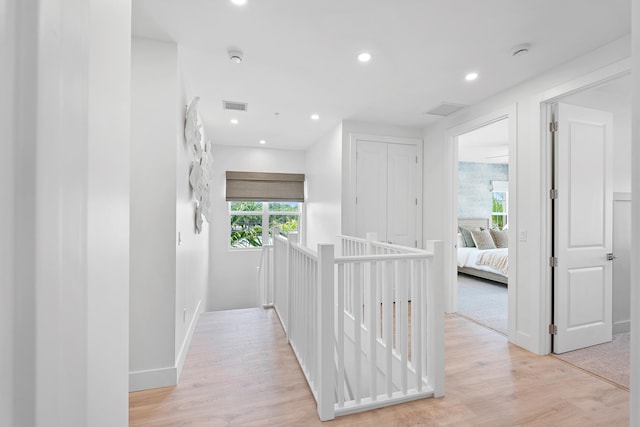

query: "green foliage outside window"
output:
491 192 507 230
230 201 300 248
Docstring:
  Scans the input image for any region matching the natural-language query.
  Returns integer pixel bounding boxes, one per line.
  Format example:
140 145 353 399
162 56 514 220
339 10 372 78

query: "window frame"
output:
228 201 303 250
491 190 508 230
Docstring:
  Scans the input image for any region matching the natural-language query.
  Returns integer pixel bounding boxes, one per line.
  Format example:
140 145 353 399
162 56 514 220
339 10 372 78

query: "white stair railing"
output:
269 229 444 421
257 244 274 307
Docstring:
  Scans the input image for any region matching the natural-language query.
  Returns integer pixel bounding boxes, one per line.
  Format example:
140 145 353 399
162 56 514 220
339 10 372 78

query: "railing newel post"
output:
317 243 335 421
426 240 444 397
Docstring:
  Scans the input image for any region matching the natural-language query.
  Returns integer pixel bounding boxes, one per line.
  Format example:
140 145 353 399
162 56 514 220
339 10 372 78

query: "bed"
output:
457 218 508 285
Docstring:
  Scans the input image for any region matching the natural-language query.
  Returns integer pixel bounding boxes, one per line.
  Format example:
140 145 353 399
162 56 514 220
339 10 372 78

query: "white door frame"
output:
535 58 631 355
445 105 518 340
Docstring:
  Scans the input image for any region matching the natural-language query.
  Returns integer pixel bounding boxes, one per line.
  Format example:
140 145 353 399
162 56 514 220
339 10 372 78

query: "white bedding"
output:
457 247 508 277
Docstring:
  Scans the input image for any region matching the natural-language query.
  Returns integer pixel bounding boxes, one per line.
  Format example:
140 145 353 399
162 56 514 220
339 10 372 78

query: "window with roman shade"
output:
226 171 305 248
225 171 305 202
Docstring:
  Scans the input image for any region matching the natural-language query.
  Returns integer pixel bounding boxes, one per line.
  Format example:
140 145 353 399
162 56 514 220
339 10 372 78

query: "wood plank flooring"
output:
129 308 629 426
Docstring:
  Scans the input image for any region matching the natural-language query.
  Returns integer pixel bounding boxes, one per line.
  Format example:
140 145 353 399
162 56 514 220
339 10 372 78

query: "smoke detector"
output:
228 48 244 63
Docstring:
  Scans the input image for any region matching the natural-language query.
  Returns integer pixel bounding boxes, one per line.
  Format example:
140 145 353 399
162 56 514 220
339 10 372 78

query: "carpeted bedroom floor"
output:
456 273 508 335
456 273 630 389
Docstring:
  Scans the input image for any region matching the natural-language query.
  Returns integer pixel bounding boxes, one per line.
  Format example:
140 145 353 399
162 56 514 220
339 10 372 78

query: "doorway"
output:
545 73 631 388
456 120 510 335
445 106 517 341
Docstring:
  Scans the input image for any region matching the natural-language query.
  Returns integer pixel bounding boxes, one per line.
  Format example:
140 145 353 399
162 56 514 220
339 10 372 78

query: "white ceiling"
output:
458 119 509 164
132 0 630 150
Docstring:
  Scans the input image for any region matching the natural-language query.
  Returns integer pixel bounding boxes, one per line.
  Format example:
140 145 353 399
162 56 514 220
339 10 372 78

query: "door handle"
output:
606 253 615 261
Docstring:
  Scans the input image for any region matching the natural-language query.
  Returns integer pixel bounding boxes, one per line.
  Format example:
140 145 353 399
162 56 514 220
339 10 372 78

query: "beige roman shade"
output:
225 171 305 202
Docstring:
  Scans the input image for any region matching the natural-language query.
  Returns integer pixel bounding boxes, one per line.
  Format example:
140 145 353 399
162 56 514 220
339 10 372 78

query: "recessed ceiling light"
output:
310 114 320 120
511 43 531 57
259 140 266 145
358 52 372 62
230 118 239 125
231 0 247 5
465 72 479 81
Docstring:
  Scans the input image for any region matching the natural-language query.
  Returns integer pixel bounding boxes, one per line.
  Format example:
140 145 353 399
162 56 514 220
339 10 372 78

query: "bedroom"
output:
455 119 510 335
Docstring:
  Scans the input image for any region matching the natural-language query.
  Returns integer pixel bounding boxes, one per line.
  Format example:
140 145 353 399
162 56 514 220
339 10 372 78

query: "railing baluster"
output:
354 262 362 404
394 261 400 353
400 261 408 395
337 263 345 407
411 259 423 392
383 261 393 398
369 260 377 401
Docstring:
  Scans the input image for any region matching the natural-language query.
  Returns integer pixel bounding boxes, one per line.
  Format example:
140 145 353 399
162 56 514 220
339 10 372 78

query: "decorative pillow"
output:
470 229 496 250
457 233 466 248
459 227 476 248
490 228 508 248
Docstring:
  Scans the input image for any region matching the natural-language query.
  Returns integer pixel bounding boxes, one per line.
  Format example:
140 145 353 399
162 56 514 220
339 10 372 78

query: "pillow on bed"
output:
459 227 476 247
457 233 466 248
470 229 496 250
490 229 508 248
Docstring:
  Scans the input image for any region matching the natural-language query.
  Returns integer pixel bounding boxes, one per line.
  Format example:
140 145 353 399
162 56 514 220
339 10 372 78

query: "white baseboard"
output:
129 366 177 392
613 320 630 334
176 299 202 381
129 300 203 392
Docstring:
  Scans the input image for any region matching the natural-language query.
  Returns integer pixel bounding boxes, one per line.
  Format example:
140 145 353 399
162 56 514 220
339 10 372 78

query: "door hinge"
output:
549 256 558 267
549 121 558 133
549 324 558 335
415 198 418 206
355 197 358 204
549 189 558 199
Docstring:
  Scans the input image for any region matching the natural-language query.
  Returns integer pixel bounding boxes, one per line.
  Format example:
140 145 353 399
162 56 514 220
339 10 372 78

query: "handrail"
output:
335 252 432 263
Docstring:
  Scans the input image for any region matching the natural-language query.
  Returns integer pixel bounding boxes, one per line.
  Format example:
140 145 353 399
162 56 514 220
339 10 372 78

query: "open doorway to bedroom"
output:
455 119 510 335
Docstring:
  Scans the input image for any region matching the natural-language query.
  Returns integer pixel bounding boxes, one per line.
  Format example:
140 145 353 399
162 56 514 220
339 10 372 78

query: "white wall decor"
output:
184 97 213 232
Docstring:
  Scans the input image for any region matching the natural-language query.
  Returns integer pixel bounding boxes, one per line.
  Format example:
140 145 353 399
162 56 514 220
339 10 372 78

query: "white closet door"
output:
553 103 613 354
387 143 417 247
355 140 388 241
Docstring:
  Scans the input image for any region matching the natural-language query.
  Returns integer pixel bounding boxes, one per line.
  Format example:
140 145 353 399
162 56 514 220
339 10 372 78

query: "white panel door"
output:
553 103 613 354
355 140 388 241
387 143 417 247
355 140 418 246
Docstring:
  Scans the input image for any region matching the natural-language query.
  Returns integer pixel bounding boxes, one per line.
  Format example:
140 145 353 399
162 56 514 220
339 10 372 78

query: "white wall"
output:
87 1 131 424
130 38 209 391
3 0 131 425
1 2 20 425
305 123 343 249
423 36 631 355
631 1 640 423
175 57 209 374
130 38 179 389
208 145 305 311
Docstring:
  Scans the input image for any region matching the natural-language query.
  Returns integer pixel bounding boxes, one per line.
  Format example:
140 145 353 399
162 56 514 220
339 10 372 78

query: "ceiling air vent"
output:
425 102 466 117
222 100 248 112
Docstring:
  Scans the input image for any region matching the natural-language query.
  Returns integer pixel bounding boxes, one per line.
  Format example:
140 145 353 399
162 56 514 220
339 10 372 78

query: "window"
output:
229 201 301 248
491 180 508 230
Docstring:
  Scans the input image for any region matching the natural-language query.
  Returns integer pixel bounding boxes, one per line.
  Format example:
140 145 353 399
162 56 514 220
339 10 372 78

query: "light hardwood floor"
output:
129 308 629 426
